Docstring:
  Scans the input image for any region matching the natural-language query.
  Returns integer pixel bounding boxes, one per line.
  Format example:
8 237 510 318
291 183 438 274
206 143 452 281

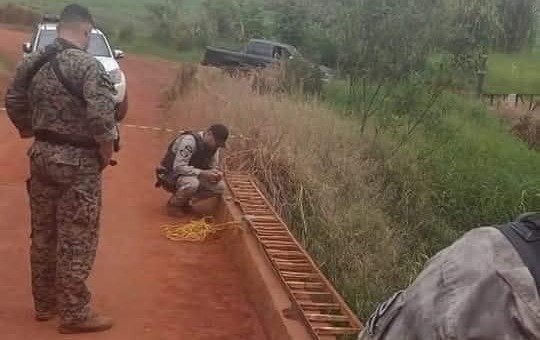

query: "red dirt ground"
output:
0 27 267 339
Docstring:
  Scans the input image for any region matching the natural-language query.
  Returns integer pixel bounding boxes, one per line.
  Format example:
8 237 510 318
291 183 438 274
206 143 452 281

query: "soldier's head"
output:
57 4 95 51
204 124 229 151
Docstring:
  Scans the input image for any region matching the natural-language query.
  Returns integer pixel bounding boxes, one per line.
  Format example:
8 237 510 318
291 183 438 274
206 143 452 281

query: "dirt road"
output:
0 27 266 339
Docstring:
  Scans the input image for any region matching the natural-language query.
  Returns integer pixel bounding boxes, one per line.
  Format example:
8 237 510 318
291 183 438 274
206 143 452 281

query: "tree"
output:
146 0 214 50
271 0 309 48
201 0 269 44
441 0 500 73
146 0 184 42
496 0 536 52
236 0 269 41
333 0 446 80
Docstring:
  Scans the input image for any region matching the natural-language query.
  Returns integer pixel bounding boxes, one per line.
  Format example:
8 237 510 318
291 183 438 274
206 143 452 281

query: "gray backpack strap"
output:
498 212 540 293
27 46 86 104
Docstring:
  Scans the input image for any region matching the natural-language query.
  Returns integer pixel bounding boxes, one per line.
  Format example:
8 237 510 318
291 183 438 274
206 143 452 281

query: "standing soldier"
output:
155 124 229 216
5 4 116 334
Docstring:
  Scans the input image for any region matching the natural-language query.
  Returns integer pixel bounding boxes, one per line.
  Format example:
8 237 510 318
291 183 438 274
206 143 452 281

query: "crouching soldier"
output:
156 124 229 216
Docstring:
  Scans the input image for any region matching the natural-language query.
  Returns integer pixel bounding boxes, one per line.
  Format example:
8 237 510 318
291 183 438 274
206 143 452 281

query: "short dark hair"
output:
208 124 229 146
59 4 95 26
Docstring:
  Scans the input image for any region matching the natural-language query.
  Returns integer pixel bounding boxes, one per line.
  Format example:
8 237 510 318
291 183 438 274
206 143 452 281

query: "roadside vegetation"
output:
0 0 539 322
487 52 540 93
152 0 540 319
486 14 540 94
164 64 540 319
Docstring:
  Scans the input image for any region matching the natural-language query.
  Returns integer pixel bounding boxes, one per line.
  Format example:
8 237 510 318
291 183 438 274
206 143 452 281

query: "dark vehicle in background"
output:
202 39 296 68
201 38 335 82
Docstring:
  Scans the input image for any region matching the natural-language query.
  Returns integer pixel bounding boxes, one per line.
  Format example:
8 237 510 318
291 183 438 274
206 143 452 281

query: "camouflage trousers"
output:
28 146 102 324
168 175 225 207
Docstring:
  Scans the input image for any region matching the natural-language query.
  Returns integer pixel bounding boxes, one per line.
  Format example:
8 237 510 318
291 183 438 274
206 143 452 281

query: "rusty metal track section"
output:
226 172 362 339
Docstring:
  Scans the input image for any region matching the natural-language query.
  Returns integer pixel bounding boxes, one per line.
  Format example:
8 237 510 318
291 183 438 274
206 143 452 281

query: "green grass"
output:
324 80 540 240
115 36 203 63
0 0 201 34
0 0 205 63
318 82 540 318
485 14 540 94
194 70 540 319
0 0 156 30
486 52 540 94
418 93 540 228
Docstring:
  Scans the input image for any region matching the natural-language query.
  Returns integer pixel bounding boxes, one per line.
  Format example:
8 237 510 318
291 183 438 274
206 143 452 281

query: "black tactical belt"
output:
34 129 98 150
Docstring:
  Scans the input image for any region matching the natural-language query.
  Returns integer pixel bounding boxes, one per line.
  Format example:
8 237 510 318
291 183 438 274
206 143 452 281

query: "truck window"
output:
272 47 282 59
246 41 272 57
272 47 292 60
36 30 112 57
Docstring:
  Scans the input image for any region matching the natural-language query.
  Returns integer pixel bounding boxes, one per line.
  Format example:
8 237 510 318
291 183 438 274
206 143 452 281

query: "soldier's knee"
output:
177 176 200 194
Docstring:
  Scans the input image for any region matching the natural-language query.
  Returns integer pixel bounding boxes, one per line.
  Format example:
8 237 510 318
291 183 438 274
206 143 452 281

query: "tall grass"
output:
164 67 418 317
424 94 540 227
325 80 540 233
162 66 540 320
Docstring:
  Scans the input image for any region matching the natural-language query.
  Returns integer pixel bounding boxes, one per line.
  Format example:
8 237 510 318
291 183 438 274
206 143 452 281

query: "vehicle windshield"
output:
246 41 273 56
36 30 111 57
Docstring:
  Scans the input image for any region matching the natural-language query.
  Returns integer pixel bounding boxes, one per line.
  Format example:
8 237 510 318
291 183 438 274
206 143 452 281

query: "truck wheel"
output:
116 92 129 122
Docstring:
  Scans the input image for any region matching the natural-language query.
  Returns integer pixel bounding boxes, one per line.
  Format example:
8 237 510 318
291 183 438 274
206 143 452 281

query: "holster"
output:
155 167 178 194
114 134 121 152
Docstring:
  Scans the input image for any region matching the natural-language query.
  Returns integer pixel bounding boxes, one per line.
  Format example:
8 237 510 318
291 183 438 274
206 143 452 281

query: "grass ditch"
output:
160 65 540 320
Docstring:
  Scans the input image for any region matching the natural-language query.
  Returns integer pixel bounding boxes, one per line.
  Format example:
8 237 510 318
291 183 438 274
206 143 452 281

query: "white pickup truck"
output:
22 15 128 118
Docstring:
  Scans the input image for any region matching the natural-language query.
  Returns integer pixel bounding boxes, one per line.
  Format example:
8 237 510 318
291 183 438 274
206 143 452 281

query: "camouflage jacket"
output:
5 38 116 164
359 227 540 340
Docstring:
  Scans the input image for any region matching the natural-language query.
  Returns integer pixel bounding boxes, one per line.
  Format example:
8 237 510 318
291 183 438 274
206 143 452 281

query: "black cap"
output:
60 4 95 26
208 124 229 147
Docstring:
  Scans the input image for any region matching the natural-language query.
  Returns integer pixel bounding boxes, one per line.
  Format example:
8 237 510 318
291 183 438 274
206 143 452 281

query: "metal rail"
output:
226 172 362 339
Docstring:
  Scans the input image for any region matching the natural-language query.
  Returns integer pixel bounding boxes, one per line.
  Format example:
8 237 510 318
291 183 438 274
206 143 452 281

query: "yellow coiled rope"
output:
160 217 240 242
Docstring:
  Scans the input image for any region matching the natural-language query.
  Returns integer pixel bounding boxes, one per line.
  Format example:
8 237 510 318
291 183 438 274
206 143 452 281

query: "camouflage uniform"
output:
167 132 225 207
359 227 540 340
5 38 116 324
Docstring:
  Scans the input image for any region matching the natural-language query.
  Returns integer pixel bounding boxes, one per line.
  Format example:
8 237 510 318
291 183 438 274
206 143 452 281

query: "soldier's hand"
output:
98 141 114 170
200 170 220 183
210 170 223 183
215 171 224 182
199 170 214 181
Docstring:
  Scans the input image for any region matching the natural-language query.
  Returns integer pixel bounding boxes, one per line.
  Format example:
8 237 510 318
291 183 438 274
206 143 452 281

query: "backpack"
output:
498 212 540 293
154 131 216 193
7 44 122 152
